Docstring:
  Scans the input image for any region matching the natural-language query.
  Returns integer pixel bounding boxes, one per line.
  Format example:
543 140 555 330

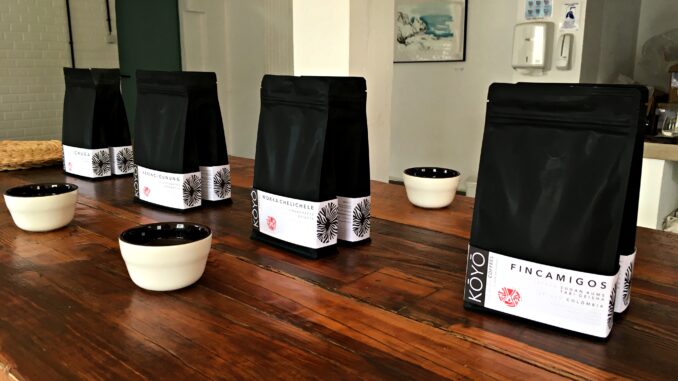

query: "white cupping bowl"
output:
403 167 461 209
3 183 78 232
119 222 212 291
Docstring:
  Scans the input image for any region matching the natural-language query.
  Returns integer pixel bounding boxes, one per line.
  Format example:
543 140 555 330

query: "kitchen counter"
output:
1 157 676 380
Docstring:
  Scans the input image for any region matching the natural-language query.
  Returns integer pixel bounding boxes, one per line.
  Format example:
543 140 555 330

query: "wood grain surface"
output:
0 157 676 380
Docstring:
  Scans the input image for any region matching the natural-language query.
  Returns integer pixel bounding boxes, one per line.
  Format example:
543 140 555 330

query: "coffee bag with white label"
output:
517 82 647 313
90 68 133 176
133 70 202 210
251 75 338 259
62 68 112 179
464 83 647 337
181 72 231 203
133 70 230 209
328 77 371 244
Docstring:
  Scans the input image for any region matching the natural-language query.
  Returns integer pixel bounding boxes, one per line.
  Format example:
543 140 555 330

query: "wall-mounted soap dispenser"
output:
512 22 552 70
556 33 573 70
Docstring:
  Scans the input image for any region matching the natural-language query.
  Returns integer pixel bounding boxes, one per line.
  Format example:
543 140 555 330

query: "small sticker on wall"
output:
525 0 552 20
560 2 580 30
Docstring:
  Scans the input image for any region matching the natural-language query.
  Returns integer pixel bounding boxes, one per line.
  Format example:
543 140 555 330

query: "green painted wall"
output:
116 0 182 132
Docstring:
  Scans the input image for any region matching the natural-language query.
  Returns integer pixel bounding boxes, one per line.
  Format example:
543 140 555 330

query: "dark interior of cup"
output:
404 167 460 179
4 183 78 197
120 222 211 246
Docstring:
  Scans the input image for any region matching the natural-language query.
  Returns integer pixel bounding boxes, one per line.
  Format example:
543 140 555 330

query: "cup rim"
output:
403 167 460 179
119 222 212 247
4 183 78 198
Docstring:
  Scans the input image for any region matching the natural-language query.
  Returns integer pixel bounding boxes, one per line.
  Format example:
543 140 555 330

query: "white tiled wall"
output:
0 0 118 141
70 0 118 69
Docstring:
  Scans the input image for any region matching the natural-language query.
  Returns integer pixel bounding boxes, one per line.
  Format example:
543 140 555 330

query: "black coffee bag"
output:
251 75 338 258
327 77 371 244
62 68 112 178
133 70 202 210
133 70 230 210
91 68 133 176
470 83 646 275
516 83 647 313
463 83 646 337
182 72 231 203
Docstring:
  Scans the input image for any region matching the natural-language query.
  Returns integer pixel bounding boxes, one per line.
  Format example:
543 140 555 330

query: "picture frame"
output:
394 0 468 63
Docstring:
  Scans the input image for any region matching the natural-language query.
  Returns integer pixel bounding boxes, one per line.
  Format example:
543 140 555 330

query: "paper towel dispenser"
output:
512 22 552 69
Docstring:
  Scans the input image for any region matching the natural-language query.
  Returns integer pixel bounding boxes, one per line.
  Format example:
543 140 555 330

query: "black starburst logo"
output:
183 174 202 207
622 263 633 306
91 150 111 176
316 202 338 244
352 198 371 238
212 167 231 199
116 148 134 173
133 165 139 197
607 286 616 330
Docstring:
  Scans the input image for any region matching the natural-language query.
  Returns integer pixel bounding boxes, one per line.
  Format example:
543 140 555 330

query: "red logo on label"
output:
143 186 151 197
498 287 521 307
267 216 276 231
67 162 72 171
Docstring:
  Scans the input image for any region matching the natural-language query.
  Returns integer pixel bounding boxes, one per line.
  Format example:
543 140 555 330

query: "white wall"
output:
513 0 640 84
70 0 119 69
225 0 293 158
291 0 394 181
179 0 229 144
179 0 294 159
349 0 394 182
0 0 118 141
181 0 394 182
390 0 517 187
585 0 640 83
513 0 588 83
638 159 678 229
634 0 678 90
293 0 350 76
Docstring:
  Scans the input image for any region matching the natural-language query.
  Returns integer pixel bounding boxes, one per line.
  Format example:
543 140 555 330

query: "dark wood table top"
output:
1 157 676 380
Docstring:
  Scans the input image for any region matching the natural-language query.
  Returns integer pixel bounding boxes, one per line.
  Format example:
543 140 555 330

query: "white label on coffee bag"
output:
62 144 111 178
137 165 201 210
110 146 134 175
252 189 338 249
200 164 231 201
464 246 618 338
338 196 371 242
614 251 636 313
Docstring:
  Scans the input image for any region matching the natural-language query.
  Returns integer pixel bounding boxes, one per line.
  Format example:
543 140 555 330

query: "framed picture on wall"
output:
394 0 468 62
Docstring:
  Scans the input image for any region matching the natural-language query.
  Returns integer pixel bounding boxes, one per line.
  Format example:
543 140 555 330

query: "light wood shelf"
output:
644 142 678 161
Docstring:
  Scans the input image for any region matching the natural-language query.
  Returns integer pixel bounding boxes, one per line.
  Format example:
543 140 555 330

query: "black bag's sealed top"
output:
62 68 130 149
62 68 106 149
260 74 331 101
136 70 227 167
470 83 646 275
136 70 217 91
253 75 336 202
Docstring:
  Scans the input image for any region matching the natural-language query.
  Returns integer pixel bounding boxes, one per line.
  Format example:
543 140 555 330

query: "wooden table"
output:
1 157 676 380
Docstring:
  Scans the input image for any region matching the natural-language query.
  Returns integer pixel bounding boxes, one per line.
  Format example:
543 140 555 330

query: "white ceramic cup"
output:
403 167 460 209
3 183 78 232
119 222 212 292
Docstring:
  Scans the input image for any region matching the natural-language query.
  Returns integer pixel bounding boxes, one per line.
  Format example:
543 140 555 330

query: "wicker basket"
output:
0 140 63 171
